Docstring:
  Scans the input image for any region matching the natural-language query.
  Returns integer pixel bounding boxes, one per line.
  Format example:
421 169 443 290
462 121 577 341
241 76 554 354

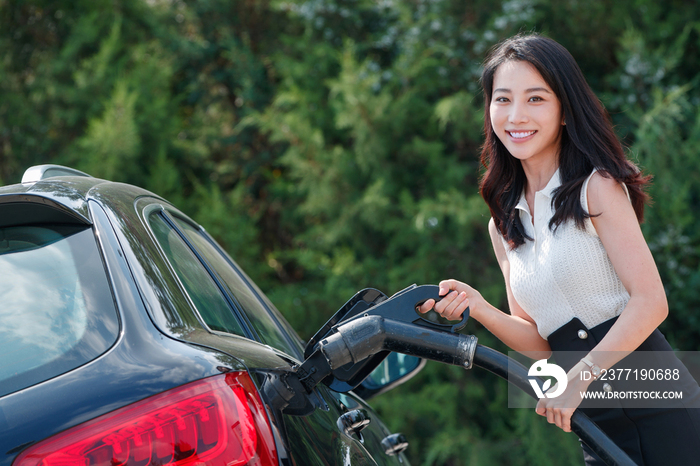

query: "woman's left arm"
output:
536 171 668 432
586 172 668 355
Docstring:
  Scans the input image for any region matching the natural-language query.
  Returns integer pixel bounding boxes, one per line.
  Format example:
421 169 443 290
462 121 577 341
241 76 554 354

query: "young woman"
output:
419 34 700 465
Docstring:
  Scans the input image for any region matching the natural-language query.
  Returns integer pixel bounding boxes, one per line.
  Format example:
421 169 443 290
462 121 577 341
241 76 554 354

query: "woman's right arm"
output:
419 218 550 355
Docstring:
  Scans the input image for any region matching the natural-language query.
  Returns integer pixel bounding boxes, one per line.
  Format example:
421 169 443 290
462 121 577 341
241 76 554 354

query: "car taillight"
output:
14 372 278 466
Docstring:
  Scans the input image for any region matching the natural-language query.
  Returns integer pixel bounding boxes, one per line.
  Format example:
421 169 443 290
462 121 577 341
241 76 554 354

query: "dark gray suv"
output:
0 165 420 466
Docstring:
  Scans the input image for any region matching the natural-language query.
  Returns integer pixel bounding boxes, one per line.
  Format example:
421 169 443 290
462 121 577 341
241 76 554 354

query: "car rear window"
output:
0 225 119 397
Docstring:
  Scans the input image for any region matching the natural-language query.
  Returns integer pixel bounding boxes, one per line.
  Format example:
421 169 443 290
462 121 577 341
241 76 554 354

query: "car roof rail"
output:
22 164 93 183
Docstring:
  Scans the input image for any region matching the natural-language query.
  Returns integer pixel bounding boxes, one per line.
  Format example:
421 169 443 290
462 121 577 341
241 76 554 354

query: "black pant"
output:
547 317 700 466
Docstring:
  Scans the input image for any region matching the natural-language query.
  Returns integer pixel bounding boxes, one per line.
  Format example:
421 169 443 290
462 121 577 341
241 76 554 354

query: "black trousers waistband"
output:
546 316 672 372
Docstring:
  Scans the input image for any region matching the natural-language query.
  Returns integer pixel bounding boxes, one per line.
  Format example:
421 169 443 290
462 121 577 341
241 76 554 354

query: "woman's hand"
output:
535 362 592 432
417 279 483 321
419 276 551 355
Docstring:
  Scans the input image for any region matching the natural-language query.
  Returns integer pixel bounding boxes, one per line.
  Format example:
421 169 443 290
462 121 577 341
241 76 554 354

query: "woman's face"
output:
489 60 564 167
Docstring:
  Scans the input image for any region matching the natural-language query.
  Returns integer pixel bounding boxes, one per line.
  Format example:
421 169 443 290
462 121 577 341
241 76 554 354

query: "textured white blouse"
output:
502 169 630 339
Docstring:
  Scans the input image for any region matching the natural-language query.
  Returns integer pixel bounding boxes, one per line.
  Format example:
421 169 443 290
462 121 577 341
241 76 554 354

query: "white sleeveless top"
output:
502 169 630 339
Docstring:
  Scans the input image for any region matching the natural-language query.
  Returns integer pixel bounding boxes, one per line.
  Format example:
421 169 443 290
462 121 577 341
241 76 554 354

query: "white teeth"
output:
509 131 535 139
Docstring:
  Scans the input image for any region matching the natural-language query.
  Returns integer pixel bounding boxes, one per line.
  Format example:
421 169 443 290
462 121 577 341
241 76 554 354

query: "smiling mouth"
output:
507 130 536 139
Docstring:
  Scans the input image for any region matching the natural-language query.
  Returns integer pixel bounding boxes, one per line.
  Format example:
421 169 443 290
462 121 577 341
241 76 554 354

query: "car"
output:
0 165 423 466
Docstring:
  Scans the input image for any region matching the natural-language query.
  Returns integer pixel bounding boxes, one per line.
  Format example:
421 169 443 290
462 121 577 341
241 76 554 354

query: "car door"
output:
141 201 409 466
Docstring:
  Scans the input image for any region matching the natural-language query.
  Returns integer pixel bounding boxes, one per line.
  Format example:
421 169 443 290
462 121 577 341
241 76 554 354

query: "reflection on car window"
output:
0 225 118 397
148 212 246 337
170 215 300 357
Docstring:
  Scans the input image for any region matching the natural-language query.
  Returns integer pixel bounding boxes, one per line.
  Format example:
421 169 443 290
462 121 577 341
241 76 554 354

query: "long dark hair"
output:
479 33 650 248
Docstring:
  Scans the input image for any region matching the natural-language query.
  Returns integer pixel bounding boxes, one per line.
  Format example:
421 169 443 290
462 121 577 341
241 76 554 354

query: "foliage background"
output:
3 0 700 464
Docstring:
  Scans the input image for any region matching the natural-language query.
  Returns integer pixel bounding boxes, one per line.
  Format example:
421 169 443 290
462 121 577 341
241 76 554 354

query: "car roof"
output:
0 165 167 227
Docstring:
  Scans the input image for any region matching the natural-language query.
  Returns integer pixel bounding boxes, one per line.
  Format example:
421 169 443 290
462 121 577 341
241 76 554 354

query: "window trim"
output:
141 203 253 340
159 209 259 341
161 209 303 359
196 230 304 356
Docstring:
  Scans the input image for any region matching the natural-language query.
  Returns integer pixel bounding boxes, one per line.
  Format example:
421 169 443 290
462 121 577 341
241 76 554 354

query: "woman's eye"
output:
529 96 543 102
494 96 509 103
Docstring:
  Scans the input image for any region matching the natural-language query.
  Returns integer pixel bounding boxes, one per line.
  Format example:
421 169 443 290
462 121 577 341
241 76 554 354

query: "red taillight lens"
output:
14 372 278 466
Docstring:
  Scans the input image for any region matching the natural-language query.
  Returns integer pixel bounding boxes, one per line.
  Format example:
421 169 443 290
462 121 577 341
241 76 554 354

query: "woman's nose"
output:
508 102 529 124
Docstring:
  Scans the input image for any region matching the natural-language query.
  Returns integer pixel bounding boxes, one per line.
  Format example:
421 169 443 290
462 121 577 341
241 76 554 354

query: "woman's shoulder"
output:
585 170 632 220
488 216 497 233
488 217 511 265
488 217 501 244
488 217 505 243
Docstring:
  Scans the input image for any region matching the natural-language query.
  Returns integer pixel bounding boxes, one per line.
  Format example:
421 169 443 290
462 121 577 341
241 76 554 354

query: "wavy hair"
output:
478 33 650 248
